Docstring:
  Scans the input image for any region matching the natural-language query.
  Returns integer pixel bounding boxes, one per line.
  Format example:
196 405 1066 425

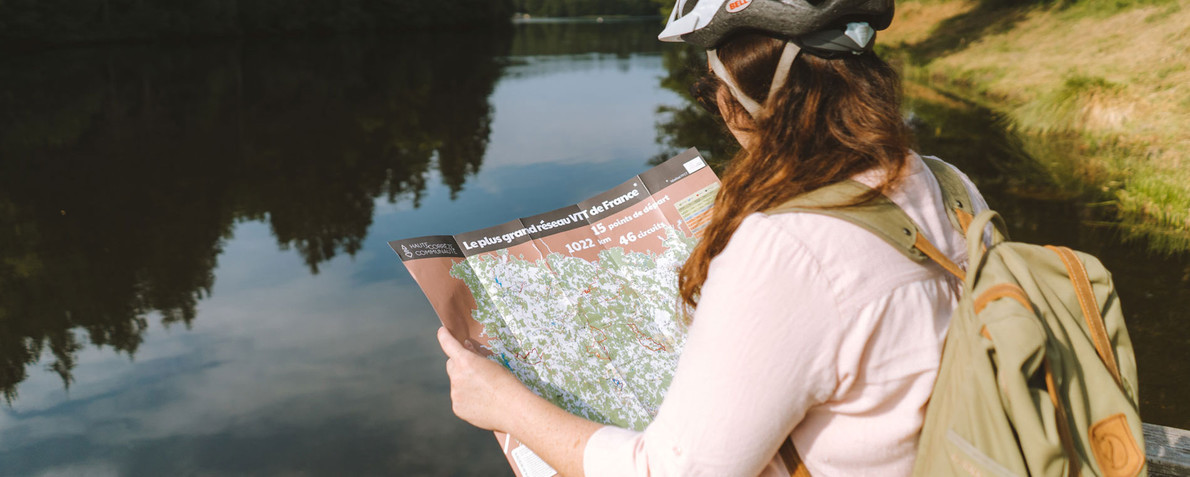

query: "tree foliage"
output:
0 0 514 45
512 0 660 17
0 30 511 401
652 44 741 169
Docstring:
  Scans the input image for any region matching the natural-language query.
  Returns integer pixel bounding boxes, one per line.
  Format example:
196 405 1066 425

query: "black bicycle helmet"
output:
660 0 895 116
659 0 894 55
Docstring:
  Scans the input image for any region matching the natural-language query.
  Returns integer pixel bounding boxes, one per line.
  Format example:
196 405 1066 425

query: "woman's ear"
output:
717 88 757 150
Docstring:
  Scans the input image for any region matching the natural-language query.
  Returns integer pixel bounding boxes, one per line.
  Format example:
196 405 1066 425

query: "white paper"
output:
511 445 558 477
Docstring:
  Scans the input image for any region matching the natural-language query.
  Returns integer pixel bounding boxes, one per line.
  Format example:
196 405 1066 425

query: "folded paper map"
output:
390 148 720 477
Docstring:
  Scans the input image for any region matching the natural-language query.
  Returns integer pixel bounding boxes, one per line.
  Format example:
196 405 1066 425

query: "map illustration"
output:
390 148 719 477
450 227 697 430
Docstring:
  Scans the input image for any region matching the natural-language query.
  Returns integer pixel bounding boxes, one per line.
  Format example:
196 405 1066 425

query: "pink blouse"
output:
582 154 988 476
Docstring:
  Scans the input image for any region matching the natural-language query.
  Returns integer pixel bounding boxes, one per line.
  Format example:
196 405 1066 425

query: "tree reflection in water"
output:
0 30 511 400
1 19 1185 432
652 43 740 169
511 20 665 57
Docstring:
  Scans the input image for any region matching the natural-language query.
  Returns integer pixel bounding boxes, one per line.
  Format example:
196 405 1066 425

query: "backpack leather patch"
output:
1089 413 1144 477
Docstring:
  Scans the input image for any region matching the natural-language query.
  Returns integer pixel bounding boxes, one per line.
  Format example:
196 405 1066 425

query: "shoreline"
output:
883 0 1190 236
511 15 663 24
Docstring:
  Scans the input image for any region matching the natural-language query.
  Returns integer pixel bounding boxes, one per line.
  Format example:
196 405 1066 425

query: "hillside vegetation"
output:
513 0 661 17
0 0 514 45
883 0 1190 231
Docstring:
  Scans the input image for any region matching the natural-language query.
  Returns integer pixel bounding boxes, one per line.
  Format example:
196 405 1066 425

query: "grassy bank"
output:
883 0 1190 231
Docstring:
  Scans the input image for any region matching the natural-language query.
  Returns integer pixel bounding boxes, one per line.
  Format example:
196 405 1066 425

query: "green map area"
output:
449 226 698 430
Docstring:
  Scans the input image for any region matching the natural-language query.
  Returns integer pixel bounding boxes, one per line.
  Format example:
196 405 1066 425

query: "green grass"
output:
886 0 1190 239
1015 73 1123 133
1057 0 1179 18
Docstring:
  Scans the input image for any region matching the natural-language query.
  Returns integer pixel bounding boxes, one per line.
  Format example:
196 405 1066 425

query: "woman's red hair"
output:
679 34 912 311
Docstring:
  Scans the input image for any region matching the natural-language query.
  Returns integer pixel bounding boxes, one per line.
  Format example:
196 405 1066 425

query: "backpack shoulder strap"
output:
764 175 966 280
922 157 977 235
765 180 924 262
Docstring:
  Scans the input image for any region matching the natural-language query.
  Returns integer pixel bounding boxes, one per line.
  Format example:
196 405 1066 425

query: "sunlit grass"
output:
886 0 1190 231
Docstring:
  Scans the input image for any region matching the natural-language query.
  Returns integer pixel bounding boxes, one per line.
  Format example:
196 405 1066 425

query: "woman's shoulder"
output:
724 211 899 269
726 154 982 308
738 209 901 259
721 210 934 311
706 213 845 303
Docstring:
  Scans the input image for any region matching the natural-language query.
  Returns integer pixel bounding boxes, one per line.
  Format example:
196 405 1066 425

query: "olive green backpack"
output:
767 158 1146 477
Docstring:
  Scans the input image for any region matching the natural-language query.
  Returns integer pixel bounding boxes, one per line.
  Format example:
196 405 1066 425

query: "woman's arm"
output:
437 326 601 477
437 213 847 476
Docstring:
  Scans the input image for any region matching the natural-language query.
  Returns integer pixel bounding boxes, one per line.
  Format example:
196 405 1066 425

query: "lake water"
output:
1 20 1186 476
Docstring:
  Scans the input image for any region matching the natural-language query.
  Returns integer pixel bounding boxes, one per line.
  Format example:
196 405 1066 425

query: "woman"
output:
437 0 989 475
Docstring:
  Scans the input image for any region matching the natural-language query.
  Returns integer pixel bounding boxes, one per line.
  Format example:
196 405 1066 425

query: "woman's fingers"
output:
437 326 467 358
433 325 522 432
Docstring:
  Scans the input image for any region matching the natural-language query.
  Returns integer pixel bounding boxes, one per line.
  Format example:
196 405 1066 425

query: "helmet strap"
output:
706 41 801 119
707 49 762 117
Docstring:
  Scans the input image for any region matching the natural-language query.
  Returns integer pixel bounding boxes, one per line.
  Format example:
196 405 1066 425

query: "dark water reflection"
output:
0 29 518 476
0 30 509 399
0 20 1185 476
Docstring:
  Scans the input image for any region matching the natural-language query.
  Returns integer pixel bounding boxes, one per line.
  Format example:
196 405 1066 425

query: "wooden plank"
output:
1145 422 1190 477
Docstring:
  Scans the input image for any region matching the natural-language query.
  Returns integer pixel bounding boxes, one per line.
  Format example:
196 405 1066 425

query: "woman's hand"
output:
438 327 603 477
436 326 526 432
